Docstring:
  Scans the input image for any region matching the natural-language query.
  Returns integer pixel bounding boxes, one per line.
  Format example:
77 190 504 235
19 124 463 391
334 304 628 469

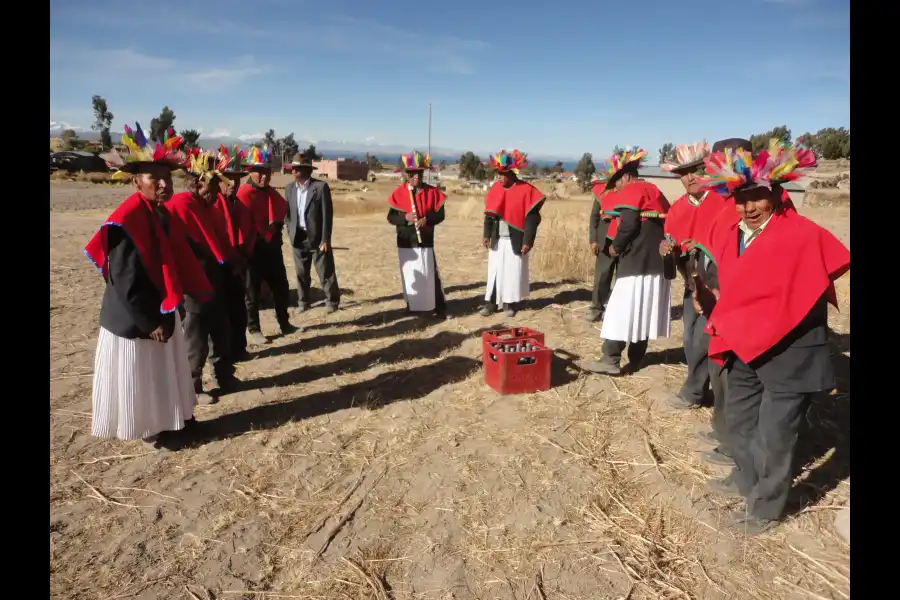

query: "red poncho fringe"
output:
84 193 213 314
213 192 257 257
387 183 447 215
706 206 850 365
613 180 670 221
664 190 730 257
236 183 287 242
484 180 545 231
167 192 233 263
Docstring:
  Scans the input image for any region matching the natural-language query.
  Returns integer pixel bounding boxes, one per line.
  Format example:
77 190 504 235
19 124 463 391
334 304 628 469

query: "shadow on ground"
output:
248 327 498 390
194 355 481 443
786 332 851 516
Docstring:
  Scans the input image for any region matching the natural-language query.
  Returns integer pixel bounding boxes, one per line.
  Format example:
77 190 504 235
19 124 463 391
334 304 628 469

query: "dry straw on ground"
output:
50 169 849 600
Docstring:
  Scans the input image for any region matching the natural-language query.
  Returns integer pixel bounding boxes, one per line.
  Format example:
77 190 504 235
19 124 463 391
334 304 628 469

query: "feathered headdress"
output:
660 141 709 173
246 144 272 168
486 149 528 173
100 122 186 180
396 151 432 172
183 149 222 182
596 146 648 188
700 138 817 196
217 144 248 174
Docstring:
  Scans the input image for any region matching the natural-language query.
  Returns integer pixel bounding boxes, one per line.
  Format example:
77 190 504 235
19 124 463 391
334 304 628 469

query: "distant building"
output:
313 158 369 181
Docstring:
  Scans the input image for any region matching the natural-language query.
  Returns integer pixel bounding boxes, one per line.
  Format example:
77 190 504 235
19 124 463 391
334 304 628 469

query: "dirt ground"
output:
50 177 850 600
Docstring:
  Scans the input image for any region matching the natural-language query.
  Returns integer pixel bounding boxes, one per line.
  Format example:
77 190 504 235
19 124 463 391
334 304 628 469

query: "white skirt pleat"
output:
398 248 440 312
484 237 530 304
600 274 672 343
90 312 197 440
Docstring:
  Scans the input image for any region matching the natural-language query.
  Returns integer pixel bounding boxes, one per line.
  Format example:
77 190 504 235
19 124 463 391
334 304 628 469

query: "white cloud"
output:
49 120 83 134
208 129 232 138
238 133 265 143
365 136 377 144
50 42 263 91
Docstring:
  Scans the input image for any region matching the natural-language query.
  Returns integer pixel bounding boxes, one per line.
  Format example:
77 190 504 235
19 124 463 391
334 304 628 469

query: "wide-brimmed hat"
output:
660 141 709 174
711 138 752 154
395 151 432 173
289 151 318 170
183 149 223 182
597 146 648 189
485 149 528 173
245 145 273 170
100 122 187 180
700 138 817 196
216 144 249 178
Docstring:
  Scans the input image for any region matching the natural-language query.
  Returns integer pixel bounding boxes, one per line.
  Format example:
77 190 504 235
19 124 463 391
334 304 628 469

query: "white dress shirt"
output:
296 180 311 229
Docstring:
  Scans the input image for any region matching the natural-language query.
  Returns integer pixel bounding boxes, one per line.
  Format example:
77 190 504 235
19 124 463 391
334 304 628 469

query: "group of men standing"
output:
580 138 850 535
83 128 850 536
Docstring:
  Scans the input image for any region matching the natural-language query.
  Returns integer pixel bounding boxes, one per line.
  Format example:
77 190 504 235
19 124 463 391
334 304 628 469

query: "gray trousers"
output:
590 249 617 311
710 360 729 454
725 357 812 521
183 297 234 391
680 291 711 403
602 338 648 366
291 245 341 308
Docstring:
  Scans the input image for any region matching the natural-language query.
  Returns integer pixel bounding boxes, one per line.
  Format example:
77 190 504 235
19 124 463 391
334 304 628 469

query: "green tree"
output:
91 95 114 150
799 127 850 160
279 133 299 159
61 128 79 151
750 125 791 152
181 129 201 149
365 152 383 170
303 144 323 160
574 153 596 192
457 151 482 180
149 106 176 141
657 142 675 165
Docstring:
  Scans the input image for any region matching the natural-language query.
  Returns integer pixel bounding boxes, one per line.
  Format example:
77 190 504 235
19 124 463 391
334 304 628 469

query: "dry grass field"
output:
50 173 850 600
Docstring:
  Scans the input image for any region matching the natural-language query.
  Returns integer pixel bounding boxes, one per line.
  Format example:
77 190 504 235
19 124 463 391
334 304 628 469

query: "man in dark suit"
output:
284 152 341 313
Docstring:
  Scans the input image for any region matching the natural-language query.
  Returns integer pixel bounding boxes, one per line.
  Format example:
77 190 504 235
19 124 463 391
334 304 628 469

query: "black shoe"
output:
325 304 338 314
277 321 300 335
667 393 702 410
214 375 242 394
585 308 603 322
479 303 496 317
232 349 250 363
582 359 622 375
297 303 310 312
247 331 269 346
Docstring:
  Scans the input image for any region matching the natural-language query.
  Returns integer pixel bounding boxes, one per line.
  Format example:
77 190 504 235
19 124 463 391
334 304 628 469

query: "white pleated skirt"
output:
90 312 197 440
398 248 441 312
600 274 672 343
484 238 530 304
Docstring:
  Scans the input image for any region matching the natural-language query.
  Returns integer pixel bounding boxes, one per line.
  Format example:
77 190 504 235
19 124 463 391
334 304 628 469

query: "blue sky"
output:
49 0 849 159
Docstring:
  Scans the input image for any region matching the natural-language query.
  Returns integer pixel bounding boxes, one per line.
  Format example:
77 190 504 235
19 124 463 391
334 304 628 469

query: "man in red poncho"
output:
585 180 620 322
87 123 210 450
386 151 447 316
213 145 257 362
694 139 849 534
583 147 671 375
658 140 743 468
480 150 545 318
237 145 297 345
168 151 241 405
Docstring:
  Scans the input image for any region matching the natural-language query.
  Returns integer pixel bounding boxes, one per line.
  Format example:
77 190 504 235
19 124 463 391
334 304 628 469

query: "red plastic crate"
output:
482 327 545 347
483 338 552 395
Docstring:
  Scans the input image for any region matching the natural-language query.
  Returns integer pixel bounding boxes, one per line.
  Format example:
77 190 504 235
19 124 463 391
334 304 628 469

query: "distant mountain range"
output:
48 126 580 163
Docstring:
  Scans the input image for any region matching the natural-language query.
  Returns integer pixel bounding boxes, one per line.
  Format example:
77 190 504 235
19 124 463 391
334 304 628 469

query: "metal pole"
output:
428 103 432 158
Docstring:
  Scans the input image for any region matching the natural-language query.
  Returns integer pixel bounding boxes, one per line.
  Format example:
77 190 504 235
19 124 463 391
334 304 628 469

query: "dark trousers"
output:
590 250 617 311
710 360 730 453
681 291 711 404
245 238 291 331
291 244 341 308
183 297 234 391
601 338 648 366
223 263 248 358
725 357 812 521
